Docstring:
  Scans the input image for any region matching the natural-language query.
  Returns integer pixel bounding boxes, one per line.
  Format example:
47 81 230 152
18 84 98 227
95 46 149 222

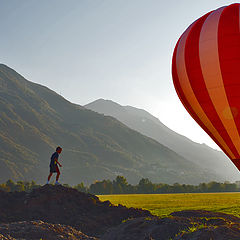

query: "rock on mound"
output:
0 220 97 240
0 185 151 237
102 210 240 240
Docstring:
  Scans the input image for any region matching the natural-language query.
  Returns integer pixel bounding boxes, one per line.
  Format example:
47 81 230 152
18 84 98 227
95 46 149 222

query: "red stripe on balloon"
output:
184 11 239 158
172 31 234 160
218 4 240 159
199 6 240 160
231 159 240 170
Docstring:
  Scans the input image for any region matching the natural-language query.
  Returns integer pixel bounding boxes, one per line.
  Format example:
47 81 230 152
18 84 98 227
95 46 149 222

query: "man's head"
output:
56 146 62 154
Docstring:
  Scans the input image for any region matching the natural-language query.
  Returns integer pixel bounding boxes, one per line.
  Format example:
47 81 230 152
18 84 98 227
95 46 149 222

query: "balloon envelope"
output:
172 3 240 170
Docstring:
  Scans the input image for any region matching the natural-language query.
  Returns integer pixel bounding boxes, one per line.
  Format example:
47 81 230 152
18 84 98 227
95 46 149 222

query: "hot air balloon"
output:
172 3 240 170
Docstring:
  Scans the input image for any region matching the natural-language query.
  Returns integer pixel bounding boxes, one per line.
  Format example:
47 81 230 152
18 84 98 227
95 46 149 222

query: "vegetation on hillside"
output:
1 177 239 194
0 179 40 192
81 176 240 194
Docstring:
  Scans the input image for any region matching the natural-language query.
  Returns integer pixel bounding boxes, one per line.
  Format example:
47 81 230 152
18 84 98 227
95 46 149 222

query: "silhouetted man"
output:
47 147 62 185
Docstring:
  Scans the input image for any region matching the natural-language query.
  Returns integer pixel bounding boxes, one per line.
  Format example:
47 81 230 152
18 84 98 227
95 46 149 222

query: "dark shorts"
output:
50 164 60 173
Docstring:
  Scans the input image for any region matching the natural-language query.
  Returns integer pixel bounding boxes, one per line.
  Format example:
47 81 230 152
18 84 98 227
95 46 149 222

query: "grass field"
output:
98 193 240 218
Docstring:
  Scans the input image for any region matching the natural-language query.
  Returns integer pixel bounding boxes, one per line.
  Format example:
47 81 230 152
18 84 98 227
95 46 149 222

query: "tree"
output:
222 182 237 192
138 178 154 193
207 181 222 192
199 183 208 193
113 176 128 194
6 179 16 192
0 183 8 192
75 182 88 193
89 180 113 194
16 181 25 192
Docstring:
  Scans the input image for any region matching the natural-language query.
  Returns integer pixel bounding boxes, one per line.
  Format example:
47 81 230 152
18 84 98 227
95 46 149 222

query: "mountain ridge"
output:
85 98 240 182
0 64 225 184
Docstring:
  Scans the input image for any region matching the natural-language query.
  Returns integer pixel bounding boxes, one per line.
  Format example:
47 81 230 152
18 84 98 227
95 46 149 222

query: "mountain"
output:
85 99 240 182
0 64 224 185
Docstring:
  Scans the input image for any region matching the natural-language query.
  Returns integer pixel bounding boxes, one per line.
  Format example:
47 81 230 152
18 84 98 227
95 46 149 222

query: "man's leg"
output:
55 165 60 183
47 172 53 184
48 172 53 181
56 171 60 181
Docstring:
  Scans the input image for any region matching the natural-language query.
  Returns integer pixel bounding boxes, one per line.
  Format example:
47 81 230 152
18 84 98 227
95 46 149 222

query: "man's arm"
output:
54 158 62 167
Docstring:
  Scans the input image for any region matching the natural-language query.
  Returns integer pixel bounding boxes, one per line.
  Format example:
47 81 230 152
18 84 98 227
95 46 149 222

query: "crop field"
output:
98 193 240 218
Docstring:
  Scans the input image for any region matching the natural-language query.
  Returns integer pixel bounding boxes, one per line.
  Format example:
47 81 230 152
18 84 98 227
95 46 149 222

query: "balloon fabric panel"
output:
172 3 240 170
199 7 240 157
173 27 234 160
184 11 237 159
218 5 240 151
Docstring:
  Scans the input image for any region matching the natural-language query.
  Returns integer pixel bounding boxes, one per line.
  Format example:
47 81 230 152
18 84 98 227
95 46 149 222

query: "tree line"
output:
1 177 240 194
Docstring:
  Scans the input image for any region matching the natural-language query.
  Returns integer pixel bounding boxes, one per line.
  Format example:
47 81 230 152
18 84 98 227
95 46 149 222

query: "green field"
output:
98 193 240 218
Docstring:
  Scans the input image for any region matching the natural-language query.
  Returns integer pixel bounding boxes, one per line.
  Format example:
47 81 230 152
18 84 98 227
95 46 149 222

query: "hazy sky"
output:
0 0 239 149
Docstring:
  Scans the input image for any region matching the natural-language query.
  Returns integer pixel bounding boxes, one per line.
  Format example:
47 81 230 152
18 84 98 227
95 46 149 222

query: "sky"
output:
0 0 239 150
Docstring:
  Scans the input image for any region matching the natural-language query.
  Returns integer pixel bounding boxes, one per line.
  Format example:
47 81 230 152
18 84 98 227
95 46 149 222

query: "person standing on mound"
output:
47 146 62 185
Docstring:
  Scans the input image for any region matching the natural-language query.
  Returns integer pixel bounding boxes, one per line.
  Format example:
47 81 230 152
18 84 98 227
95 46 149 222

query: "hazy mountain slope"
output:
85 99 239 182
0 64 224 185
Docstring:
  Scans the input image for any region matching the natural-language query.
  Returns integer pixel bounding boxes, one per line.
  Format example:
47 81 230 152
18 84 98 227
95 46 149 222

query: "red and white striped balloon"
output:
172 3 240 170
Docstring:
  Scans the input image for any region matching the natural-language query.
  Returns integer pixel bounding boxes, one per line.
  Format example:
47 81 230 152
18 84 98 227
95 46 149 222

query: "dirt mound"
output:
0 220 97 240
102 210 240 240
171 209 240 220
2 186 238 239
0 185 151 237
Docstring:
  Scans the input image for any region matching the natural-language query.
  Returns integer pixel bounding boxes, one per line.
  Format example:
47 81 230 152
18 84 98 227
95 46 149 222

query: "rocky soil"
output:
0 220 97 240
1 186 240 240
0 185 151 238
102 210 240 240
